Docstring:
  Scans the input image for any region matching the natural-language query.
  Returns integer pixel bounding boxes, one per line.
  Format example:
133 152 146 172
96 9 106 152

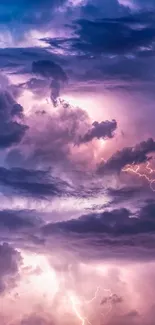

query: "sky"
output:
1 0 155 324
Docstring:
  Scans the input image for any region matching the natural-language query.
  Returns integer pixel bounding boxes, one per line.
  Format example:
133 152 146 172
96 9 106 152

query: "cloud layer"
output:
0 0 154 324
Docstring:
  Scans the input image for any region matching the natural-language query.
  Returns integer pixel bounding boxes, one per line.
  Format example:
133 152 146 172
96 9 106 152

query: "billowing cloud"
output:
22 102 89 168
7 100 116 175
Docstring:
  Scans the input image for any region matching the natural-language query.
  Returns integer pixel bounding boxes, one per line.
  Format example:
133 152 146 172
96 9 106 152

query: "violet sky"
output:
0 0 155 324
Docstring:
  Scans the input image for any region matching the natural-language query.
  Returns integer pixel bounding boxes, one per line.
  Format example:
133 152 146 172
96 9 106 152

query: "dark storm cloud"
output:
107 186 144 204
98 138 155 174
50 79 61 106
42 200 155 259
0 167 71 198
0 0 67 30
0 54 68 105
1 202 155 261
43 208 131 235
0 91 28 148
0 0 127 39
138 200 155 220
79 119 117 143
0 242 22 294
0 209 41 231
20 77 60 105
32 60 67 82
43 11 155 56
0 0 127 32
81 0 128 19
0 3 153 88
0 47 152 91
65 55 155 85
0 48 60 74
37 11 155 86
32 60 67 105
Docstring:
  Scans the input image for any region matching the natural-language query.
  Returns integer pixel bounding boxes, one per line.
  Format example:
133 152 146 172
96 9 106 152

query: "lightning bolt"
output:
67 286 101 325
69 293 92 325
67 265 114 324
7 260 113 325
101 289 114 318
123 161 155 192
68 286 114 325
84 287 100 305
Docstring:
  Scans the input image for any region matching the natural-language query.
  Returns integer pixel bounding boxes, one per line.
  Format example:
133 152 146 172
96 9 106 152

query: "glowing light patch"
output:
18 90 50 116
19 252 59 300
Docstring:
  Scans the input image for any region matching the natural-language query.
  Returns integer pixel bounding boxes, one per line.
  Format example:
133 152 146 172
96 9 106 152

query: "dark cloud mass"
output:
0 209 41 231
39 200 155 261
0 91 28 148
98 138 155 174
32 60 67 82
32 60 67 106
0 167 72 198
43 199 155 236
43 11 155 56
79 119 117 143
0 0 67 32
0 243 21 293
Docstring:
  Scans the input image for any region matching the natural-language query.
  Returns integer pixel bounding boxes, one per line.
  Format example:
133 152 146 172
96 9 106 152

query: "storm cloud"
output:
0 91 28 148
0 0 154 324
79 119 117 143
0 167 72 198
0 243 22 294
98 138 155 174
32 60 67 106
43 11 155 56
41 200 155 260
